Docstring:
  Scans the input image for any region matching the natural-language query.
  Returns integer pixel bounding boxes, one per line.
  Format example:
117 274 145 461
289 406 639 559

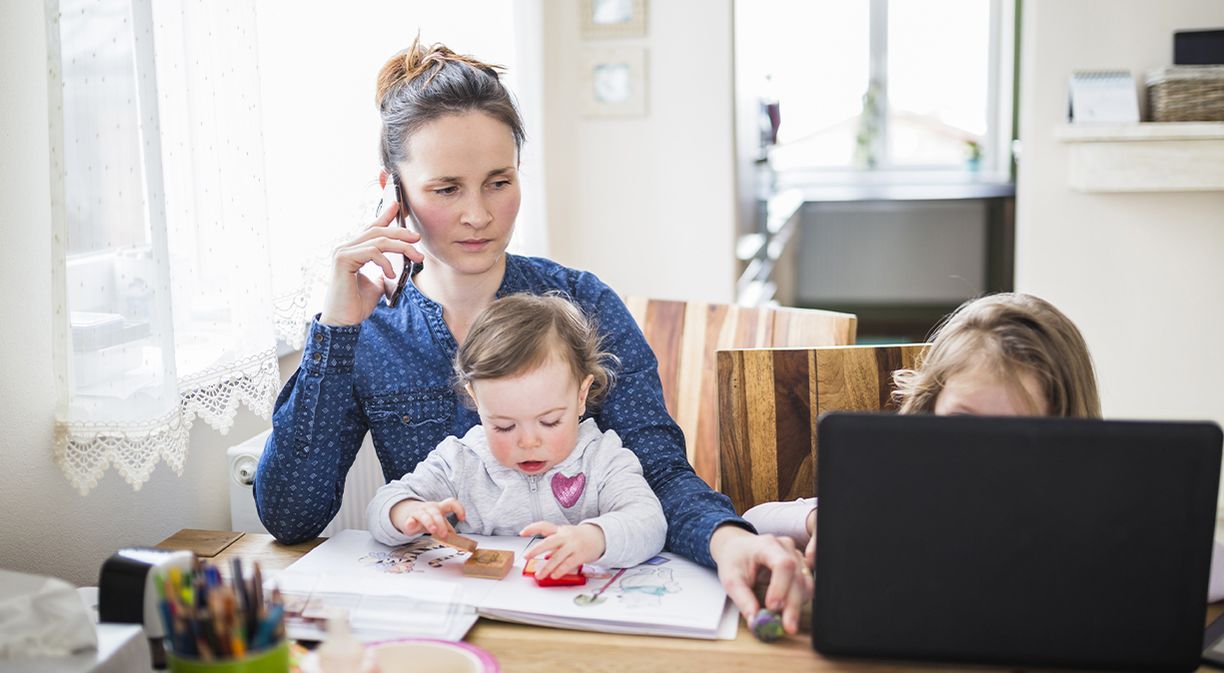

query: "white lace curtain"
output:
45 0 548 494
46 0 283 494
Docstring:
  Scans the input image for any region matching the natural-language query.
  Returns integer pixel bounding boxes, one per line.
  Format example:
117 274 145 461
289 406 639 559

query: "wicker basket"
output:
1146 66 1224 121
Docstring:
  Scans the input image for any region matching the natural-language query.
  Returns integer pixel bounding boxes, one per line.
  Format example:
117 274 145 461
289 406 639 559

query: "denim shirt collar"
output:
400 254 528 352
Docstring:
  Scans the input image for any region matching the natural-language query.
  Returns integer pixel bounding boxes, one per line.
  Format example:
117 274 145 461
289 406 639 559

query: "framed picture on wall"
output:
580 0 647 39
580 46 648 117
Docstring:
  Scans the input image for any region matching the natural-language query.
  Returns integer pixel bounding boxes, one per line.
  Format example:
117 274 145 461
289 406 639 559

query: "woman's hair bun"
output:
375 35 503 110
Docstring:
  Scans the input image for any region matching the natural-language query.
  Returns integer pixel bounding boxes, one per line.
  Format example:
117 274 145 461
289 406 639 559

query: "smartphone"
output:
363 176 412 307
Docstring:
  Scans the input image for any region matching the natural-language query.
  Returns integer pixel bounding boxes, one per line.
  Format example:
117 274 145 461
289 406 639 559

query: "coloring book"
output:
273 529 736 641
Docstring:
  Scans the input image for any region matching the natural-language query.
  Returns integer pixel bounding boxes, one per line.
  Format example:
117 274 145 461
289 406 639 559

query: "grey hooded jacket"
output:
367 418 667 568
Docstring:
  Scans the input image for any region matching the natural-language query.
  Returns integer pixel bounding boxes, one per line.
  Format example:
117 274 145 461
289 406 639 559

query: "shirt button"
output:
314 332 323 343
401 415 412 424
311 352 321 363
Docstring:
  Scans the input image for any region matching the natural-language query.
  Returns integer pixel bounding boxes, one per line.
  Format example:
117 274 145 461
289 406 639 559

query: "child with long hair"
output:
744 292 1101 564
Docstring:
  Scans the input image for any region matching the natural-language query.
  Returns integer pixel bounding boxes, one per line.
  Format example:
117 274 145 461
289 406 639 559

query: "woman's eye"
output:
541 419 561 428
434 186 458 196
488 179 512 190
493 424 515 433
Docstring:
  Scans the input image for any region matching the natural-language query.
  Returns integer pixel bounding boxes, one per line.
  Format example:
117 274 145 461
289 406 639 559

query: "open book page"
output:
478 554 733 639
276 529 732 640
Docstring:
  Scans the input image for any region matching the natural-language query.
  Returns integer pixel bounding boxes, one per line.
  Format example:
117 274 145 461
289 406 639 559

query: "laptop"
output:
812 413 1223 672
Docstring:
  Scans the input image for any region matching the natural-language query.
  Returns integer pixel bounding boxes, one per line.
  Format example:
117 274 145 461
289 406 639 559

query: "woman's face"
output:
933 364 1048 416
395 111 521 277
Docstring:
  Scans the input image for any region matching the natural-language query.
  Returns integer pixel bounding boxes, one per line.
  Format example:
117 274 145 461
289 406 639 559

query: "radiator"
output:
227 429 385 536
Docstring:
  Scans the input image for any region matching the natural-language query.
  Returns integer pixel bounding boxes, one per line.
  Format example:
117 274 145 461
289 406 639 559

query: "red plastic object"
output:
522 559 587 587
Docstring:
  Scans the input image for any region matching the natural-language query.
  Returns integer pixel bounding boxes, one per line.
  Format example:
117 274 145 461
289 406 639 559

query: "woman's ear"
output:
577 374 595 416
379 168 389 189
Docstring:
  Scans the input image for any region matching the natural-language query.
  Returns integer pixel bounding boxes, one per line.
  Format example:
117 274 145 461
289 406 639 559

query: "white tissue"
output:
0 569 97 659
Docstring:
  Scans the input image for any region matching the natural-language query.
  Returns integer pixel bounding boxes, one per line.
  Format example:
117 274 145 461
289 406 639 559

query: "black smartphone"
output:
373 176 412 307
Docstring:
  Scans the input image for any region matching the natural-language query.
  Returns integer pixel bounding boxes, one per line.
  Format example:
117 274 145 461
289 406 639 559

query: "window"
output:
736 0 1015 179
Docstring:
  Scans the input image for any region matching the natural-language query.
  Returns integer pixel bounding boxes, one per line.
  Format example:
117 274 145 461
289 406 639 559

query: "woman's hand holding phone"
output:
319 199 424 327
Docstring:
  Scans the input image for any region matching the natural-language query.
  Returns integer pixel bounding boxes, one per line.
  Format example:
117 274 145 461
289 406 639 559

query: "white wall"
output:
1017 0 1224 427
541 0 737 303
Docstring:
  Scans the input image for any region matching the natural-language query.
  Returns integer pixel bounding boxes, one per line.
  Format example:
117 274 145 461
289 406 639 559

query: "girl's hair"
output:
892 293 1101 418
375 37 526 173
455 294 618 410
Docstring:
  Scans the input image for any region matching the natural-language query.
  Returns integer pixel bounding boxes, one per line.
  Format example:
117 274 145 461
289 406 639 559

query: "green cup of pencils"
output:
157 558 290 673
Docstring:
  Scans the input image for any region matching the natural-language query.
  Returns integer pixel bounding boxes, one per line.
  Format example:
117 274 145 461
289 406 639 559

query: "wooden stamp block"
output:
462 549 514 579
438 533 478 553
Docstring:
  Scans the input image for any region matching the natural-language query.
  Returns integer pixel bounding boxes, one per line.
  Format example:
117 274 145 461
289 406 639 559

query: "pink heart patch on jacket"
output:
551 471 586 509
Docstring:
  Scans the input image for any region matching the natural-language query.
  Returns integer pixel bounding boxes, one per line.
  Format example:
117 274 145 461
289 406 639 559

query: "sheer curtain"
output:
47 0 278 494
46 0 549 494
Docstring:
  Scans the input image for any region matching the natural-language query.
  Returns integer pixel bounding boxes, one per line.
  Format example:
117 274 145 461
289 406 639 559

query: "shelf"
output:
1055 122 1224 192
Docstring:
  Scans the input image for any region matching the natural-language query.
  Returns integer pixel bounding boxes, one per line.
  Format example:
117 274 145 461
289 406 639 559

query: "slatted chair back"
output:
622 297 857 488
716 343 929 513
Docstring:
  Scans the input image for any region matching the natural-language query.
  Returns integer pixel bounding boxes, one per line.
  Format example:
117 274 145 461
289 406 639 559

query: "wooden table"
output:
158 530 1223 673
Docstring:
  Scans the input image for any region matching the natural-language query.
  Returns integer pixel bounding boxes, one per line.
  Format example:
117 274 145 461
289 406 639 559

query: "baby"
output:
367 293 666 579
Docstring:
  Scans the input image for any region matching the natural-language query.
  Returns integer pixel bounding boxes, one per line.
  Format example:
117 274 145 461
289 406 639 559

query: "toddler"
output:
367 293 667 579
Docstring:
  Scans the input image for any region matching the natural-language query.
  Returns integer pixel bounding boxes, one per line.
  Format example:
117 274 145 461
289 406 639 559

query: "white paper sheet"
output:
277 530 732 640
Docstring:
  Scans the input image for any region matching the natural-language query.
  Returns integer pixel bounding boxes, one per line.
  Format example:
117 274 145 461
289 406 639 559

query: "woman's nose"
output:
462 194 493 230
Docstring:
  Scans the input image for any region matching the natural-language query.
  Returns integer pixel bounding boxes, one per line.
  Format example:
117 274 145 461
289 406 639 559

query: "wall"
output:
1016 0 1224 427
541 0 737 303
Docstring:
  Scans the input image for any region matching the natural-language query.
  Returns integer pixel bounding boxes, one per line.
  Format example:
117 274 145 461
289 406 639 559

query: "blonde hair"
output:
892 293 1101 418
375 36 525 173
455 294 618 409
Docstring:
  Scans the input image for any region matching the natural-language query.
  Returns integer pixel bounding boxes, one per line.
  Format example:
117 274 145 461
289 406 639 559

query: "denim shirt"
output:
253 254 749 566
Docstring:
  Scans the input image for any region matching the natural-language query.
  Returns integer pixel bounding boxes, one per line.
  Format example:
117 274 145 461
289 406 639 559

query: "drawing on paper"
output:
357 538 467 574
613 567 681 608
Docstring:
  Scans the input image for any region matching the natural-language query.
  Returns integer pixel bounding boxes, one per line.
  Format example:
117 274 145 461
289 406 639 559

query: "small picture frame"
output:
580 47 648 117
580 0 647 39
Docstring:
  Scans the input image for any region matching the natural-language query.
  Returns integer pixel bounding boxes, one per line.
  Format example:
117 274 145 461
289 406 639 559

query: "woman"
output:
253 39 811 633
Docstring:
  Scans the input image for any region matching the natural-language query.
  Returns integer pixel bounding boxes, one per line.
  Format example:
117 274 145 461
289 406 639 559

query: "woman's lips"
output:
518 461 547 473
457 239 491 251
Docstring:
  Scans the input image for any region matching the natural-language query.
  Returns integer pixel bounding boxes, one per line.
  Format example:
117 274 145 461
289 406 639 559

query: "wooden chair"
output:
716 343 929 514
622 297 857 488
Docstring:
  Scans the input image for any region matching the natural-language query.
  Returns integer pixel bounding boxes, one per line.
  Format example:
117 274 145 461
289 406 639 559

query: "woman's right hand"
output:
319 201 424 326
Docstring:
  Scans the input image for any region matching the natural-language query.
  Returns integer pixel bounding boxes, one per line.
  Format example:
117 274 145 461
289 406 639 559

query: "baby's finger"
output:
523 535 561 561
520 521 558 538
538 547 575 579
438 498 467 522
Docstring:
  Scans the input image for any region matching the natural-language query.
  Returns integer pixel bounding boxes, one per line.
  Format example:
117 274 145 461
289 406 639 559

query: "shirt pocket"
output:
361 388 455 467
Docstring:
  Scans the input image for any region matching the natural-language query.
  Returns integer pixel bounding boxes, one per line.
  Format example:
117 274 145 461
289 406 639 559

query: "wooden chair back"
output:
622 297 857 488
716 343 929 514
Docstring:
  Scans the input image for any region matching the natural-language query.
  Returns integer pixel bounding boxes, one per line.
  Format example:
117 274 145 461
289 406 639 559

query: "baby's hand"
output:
520 521 606 579
390 497 467 542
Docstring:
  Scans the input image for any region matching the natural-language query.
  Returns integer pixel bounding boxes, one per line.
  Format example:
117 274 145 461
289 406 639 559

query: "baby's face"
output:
933 364 1048 416
469 356 592 475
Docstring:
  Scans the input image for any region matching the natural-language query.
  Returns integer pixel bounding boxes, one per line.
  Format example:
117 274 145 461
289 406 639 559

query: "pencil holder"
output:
166 641 289 673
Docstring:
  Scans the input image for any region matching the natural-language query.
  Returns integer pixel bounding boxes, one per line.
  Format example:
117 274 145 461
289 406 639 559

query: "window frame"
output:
759 0 1016 185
